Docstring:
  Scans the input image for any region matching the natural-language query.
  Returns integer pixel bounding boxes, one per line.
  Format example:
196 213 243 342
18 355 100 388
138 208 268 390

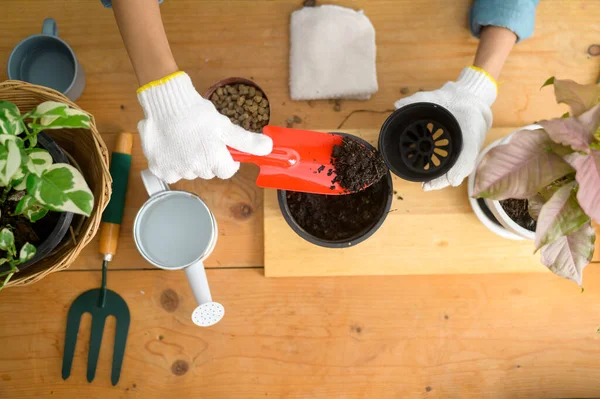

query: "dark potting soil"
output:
286 178 389 241
331 137 388 193
500 198 537 232
0 192 60 261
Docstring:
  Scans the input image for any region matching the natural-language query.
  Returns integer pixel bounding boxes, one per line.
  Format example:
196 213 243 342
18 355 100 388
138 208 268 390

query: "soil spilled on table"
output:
286 179 388 241
331 136 388 193
500 198 536 232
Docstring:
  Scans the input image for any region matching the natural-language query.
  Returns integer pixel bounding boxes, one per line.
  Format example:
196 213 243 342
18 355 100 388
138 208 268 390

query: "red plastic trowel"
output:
229 126 347 195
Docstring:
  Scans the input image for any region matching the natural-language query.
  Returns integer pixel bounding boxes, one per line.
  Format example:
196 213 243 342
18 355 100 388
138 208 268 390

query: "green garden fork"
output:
62 133 133 385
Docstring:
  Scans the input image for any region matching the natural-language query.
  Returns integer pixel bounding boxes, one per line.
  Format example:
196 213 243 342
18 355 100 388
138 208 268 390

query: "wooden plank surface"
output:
0 1 600 398
68 133 266 270
1 0 600 271
265 128 600 277
2 268 600 399
1 0 599 132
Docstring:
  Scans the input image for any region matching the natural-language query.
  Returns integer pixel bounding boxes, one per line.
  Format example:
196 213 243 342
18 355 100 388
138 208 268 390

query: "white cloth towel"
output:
289 5 378 100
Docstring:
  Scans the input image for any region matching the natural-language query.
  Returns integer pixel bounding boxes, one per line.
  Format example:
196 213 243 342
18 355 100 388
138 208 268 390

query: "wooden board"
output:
1 1 600 398
2 0 600 272
265 128 600 277
3 268 600 399
0 0 596 132
68 133 266 270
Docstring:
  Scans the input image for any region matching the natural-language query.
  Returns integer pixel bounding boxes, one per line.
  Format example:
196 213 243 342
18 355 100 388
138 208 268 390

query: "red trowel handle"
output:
229 126 303 168
228 126 345 195
229 147 298 169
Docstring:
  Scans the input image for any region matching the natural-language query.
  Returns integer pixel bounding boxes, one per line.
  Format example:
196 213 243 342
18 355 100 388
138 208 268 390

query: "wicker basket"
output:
0 80 112 287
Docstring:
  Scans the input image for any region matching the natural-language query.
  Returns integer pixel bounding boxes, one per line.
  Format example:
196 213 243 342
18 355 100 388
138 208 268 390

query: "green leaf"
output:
0 138 22 185
541 76 555 89
564 150 600 224
25 148 53 176
540 222 596 286
0 263 16 277
528 194 545 221
13 175 27 191
29 164 94 216
26 173 39 193
9 148 29 187
67 190 94 215
538 105 600 152
552 79 600 117
561 112 570 119
473 129 574 200
28 101 90 130
534 181 590 250
29 101 68 119
0 228 15 255
15 195 49 222
0 270 16 292
0 101 23 135
18 243 36 263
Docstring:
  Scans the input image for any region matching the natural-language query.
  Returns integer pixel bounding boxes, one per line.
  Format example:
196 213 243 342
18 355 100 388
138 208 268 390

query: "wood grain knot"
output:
425 386 432 392
171 359 189 376
350 324 363 334
230 202 254 220
588 44 600 56
160 289 179 313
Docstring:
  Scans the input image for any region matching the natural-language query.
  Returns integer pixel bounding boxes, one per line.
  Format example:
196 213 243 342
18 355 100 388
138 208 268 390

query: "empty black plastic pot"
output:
378 102 463 182
278 133 393 248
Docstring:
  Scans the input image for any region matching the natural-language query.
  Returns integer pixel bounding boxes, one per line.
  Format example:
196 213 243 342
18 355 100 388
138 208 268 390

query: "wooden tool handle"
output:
99 133 133 258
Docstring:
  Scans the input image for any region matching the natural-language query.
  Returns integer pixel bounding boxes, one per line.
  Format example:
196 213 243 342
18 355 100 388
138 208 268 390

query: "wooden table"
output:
1 1 600 398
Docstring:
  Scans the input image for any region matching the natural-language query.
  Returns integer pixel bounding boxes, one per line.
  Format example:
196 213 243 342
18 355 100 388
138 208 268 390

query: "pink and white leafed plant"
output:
473 78 599 286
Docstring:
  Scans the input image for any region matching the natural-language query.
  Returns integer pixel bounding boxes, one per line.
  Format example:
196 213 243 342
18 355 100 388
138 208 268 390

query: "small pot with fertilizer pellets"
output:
205 77 270 133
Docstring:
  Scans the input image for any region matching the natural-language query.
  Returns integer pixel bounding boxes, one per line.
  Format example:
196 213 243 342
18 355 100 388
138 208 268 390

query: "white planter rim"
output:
467 124 541 241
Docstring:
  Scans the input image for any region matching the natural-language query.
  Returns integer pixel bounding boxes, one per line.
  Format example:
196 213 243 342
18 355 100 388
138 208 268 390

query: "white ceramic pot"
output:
467 125 541 241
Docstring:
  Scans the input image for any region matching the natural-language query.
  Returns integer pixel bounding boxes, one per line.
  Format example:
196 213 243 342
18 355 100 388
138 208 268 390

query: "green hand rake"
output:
62 133 132 385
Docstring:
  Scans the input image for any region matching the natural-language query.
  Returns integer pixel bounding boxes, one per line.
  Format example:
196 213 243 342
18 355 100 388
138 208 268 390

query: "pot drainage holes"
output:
400 120 452 173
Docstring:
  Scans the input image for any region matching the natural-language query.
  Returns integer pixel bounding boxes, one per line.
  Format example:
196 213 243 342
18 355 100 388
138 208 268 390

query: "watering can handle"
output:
184 261 212 305
140 169 169 196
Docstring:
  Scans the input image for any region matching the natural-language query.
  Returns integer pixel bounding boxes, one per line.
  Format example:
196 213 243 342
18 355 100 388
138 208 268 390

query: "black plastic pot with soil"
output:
0 133 74 275
278 133 393 248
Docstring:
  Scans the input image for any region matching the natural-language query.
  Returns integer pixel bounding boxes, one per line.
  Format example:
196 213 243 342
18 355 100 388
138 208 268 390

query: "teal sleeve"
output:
470 0 540 42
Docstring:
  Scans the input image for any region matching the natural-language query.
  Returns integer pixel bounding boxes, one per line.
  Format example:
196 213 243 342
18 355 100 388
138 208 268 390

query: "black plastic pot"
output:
378 102 463 182
278 133 393 248
0 133 74 273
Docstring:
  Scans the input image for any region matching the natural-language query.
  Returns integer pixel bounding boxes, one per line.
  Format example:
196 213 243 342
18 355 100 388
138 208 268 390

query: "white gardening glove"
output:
394 67 496 191
137 72 273 184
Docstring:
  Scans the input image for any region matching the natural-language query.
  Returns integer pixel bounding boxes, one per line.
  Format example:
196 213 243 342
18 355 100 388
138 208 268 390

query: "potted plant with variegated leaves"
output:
0 100 94 290
469 78 599 286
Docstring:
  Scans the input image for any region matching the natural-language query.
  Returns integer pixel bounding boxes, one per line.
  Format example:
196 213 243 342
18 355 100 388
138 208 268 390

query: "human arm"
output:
111 0 178 86
394 0 539 191
106 0 273 183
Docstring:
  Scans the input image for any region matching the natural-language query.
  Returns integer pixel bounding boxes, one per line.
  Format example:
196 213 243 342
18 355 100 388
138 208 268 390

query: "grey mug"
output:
8 18 85 101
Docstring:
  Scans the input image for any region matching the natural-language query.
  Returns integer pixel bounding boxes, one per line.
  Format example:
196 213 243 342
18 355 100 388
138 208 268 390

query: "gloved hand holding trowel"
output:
104 0 539 191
